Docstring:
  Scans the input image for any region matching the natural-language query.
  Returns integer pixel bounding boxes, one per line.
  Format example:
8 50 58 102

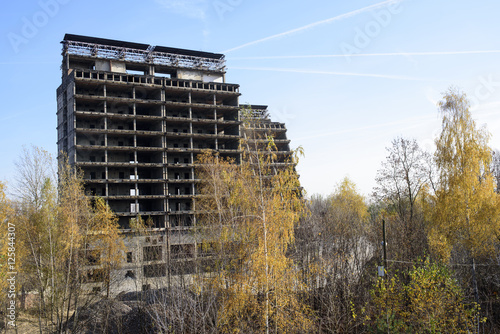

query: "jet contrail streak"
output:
228 50 500 60
221 0 404 53
295 114 435 141
230 66 425 81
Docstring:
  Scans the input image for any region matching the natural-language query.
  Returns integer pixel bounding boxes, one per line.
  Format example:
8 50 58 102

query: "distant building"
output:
56 34 294 293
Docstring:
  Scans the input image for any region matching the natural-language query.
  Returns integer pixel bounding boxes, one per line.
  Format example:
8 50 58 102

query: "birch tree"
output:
431 88 500 260
430 88 500 332
89 197 126 298
196 148 313 333
0 181 16 327
13 148 121 333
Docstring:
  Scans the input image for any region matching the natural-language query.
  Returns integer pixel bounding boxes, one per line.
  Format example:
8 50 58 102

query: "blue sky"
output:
1 0 500 197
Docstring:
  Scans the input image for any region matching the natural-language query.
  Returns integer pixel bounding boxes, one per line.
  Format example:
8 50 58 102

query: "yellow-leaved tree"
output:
13 148 126 332
196 146 313 333
0 181 15 312
299 177 370 333
89 197 126 298
430 88 500 332
431 87 500 260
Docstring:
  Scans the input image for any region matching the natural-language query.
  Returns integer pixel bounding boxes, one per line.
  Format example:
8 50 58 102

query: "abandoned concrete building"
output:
56 34 293 293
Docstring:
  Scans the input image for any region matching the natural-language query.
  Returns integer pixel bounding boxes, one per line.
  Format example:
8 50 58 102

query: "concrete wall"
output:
95 60 111 72
178 70 223 83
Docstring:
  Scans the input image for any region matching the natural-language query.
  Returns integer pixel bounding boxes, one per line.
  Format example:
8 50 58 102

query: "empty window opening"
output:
171 244 194 259
125 270 136 279
143 246 162 261
154 72 171 78
126 69 144 75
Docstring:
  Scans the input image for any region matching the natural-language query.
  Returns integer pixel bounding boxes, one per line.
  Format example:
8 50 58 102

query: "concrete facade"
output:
57 34 293 294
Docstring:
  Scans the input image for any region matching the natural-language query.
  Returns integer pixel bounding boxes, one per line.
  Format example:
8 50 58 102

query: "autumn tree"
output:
88 197 126 298
0 182 12 283
13 147 126 333
295 177 373 333
196 147 313 333
0 181 15 327
429 88 500 331
374 137 430 263
374 137 429 224
13 145 55 207
14 147 61 332
431 88 500 260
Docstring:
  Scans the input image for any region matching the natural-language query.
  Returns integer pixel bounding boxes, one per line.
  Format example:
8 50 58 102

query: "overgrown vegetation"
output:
1 88 500 333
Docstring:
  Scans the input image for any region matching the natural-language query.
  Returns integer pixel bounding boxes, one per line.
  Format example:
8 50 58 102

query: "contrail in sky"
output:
228 50 500 60
230 66 425 81
221 0 404 54
294 114 435 141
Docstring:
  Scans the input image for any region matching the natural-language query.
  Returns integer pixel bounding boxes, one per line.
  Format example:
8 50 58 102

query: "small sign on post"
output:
378 266 385 277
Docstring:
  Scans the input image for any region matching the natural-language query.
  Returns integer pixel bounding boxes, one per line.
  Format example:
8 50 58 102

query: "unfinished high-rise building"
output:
241 104 292 169
56 34 294 292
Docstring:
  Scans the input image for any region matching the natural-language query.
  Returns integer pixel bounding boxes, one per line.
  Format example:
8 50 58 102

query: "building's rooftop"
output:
62 34 226 72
